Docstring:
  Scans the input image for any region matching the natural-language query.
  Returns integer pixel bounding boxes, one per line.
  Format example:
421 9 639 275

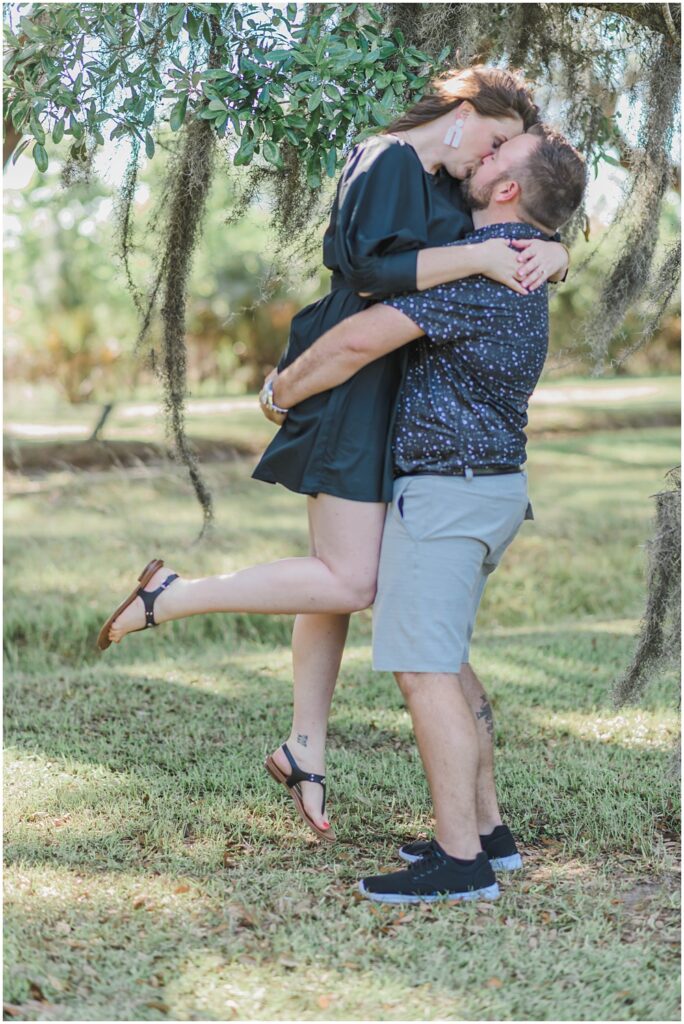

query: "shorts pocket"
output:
392 477 429 541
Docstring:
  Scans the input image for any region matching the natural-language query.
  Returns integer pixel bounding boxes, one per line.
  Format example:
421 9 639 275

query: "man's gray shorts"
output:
372 473 531 673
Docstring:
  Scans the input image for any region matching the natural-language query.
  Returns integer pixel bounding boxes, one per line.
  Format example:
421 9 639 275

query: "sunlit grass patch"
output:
4 423 680 1020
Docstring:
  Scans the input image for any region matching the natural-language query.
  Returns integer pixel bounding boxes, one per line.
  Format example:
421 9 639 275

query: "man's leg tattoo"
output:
475 696 494 739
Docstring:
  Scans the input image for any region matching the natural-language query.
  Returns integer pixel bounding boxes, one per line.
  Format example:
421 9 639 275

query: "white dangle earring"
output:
443 119 464 149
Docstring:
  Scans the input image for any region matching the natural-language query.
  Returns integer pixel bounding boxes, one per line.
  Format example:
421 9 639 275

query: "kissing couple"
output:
99 65 586 904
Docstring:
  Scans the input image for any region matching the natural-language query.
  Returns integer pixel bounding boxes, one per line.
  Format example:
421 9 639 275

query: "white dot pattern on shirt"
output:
386 223 550 475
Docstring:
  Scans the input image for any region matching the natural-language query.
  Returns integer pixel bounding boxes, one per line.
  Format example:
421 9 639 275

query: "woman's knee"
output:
337 572 377 612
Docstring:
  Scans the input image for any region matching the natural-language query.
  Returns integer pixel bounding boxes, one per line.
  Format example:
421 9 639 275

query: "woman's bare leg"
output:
272 611 350 830
109 495 385 830
108 496 386 642
272 495 386 829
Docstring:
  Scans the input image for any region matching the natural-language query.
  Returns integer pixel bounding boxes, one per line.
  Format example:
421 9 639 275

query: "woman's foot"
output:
269 743 332 836
108 565 179 644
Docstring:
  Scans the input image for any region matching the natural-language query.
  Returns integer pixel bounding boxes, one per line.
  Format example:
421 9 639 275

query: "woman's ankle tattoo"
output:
297 733 308 747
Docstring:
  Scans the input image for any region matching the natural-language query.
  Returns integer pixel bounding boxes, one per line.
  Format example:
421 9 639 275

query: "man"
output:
263 123 587 903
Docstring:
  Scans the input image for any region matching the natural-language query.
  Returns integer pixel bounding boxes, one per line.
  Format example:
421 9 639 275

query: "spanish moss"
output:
114 140 145 319
613 467 681 707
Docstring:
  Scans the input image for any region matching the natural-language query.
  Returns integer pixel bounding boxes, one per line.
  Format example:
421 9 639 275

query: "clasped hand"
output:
479 238 569 294
258 369 288 425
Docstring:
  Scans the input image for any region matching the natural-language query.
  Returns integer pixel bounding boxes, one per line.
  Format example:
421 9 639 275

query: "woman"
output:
99 66 569 842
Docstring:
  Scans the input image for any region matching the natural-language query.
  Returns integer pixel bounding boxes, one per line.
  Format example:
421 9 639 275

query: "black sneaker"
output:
359 843 499 905
399 825 523 872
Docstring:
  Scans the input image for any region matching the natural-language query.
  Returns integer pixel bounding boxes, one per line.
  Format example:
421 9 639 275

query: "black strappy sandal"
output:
264 743 335 843
97 559 179 651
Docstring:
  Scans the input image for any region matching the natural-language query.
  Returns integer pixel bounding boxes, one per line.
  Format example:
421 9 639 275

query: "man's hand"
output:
258 369 288 426
509 238 569 289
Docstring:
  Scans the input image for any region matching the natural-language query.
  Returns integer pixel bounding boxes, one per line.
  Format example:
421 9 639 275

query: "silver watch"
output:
260 377 289 415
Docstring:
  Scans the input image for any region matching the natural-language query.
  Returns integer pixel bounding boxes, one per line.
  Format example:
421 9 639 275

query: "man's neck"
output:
472 208 525 229
472 207 551 234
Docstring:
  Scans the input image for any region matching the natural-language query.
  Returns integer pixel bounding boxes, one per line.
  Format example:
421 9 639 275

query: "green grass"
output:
4 418 681 1021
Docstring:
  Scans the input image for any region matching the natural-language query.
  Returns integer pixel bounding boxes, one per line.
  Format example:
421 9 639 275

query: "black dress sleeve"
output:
328 139 430 299
550 230 568 283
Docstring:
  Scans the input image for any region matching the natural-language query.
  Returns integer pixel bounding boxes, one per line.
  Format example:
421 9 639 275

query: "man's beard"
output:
461 171 510 211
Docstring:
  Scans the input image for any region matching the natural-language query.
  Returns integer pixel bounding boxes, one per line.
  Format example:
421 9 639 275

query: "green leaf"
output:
144 131 155 159
325 147 337 177
11 138 31 164
285 113 308 129
10 101 29 131
187 10 200 39
170 7 186 35
170 96 188 131
102 18 119 45
32 142 48 172
234 139 255 166
370 101 392 126
307 86 323 112
142 106 155 127
52 119 65 144
29 116 45 145
410 75 430 92
438 46 451 63
306 152 321 189
262 138 282 167
208 99 226 111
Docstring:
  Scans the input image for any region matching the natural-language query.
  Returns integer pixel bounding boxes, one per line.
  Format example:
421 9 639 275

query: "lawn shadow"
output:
5 625 679 880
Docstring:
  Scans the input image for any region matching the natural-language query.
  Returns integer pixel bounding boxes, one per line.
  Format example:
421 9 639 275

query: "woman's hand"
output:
258 369 288 426
476 238 530 295
508 238 569 290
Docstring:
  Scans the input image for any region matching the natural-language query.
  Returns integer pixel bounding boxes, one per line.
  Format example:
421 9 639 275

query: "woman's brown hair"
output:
385 65 540 134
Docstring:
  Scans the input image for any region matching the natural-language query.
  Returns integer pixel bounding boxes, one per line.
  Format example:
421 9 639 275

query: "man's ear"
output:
493 179 521 204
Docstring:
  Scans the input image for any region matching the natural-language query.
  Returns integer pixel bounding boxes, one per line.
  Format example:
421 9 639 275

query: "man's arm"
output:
272 305 423 410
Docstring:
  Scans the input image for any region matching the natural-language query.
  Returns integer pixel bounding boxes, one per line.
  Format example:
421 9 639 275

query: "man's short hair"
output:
519 123 587 232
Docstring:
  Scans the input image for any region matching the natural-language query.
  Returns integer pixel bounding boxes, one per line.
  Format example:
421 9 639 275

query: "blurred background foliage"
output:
4 148 329 404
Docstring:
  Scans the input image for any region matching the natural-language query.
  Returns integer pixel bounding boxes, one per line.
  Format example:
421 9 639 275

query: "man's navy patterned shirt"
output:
383 221 550 476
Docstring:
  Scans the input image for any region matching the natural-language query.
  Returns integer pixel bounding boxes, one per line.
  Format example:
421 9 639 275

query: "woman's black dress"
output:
252 135 472 503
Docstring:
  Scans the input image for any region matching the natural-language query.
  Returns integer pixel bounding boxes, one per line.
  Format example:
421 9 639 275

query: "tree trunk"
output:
3 119 22 169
